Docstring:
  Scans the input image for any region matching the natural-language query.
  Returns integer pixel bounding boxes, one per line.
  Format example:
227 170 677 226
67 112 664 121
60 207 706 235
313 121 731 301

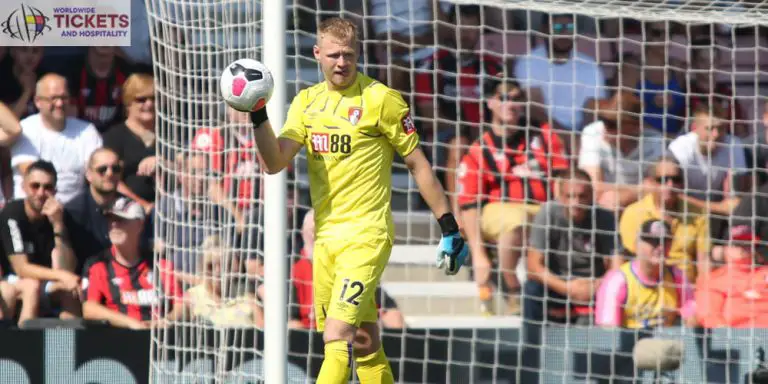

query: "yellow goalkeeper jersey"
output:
280 74 420 243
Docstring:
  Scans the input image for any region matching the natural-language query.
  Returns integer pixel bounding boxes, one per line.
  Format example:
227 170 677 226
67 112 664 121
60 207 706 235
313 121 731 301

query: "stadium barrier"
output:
0 326 765 383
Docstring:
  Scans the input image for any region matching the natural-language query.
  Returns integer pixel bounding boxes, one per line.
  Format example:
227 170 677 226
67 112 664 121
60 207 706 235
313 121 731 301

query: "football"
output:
219 58 274 112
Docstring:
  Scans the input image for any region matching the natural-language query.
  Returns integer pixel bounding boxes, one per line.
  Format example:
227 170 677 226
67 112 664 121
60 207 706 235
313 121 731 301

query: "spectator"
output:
669 104 749 216
65 46 132 133
11 74 102 204
620 22 686 136
82 197 181 329
688 38 747 137
0 102 23 204
619 158 710 281
514 13 607 150
0 160 81 325
579 90 666 211
291 210 404 329
370 0 450 92
0 47 44 119
0 278 16 322
414 5 503 210
457 78 568 315
103 73 157 210
696 224 768 328
65 148 152 268
595 219 696 328
524 170 622 325
156 152 249 282
184 235 262 327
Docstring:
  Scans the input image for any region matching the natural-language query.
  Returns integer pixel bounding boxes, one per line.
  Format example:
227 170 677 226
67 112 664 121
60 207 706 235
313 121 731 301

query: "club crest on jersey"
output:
402 112 416 135
348 107 363 125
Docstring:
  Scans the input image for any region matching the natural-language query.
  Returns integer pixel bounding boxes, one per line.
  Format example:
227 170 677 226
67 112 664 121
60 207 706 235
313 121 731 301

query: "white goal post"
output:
145 0 768 383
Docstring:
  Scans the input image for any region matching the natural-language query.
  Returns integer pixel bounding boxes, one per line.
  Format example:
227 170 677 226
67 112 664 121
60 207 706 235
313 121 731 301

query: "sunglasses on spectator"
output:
552 23 575 33
29 182 55 192
655 174 683 185
133 95 155 104
95 164 123 175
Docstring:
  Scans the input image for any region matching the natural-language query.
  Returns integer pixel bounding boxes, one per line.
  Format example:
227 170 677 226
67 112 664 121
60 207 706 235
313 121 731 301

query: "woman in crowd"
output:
184 236 262 327
102 73 157 213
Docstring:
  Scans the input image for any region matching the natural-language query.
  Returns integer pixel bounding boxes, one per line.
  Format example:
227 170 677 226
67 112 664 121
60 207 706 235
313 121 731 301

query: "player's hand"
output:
436 231 468 275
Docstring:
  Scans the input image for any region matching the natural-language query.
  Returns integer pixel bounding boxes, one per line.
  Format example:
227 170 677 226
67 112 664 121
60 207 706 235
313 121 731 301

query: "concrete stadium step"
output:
382 282 481 316
404 315 522 329
382 264 470 283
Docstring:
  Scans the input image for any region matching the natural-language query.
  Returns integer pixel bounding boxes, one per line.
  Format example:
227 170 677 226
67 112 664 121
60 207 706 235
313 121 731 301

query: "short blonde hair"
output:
317 17 357 45
199 235 226 274
122 73 154 107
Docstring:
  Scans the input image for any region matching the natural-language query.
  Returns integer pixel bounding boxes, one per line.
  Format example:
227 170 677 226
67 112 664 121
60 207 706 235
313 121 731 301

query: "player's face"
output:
694 114 726 153
651 161 682 208
23 170 56 212
489 86 525 126
107 216 143 246
558 179 592 223
549 16 575 54
128 87 155 125
35 78 70 124
314 34 358 90
10 47 43 70
87 152 122 195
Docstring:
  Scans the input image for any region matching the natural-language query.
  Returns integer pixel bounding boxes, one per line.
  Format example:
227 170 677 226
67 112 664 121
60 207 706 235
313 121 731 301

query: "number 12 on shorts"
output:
340 278 364 306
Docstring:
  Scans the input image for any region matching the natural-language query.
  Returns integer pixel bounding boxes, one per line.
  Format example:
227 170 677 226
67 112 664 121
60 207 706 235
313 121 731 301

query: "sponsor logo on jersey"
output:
311 133 330 153
347 107 362 125
120 289 159 306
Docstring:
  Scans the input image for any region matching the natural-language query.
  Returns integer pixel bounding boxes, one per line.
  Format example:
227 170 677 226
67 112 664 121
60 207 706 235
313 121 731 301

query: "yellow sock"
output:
355 347 394 384
317 340 353 384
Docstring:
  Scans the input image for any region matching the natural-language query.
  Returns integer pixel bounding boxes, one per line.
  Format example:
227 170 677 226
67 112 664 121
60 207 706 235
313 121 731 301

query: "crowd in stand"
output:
0 0 767 334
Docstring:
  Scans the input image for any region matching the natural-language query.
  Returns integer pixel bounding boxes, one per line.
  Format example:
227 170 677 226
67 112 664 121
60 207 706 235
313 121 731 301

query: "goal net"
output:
145 0 768 382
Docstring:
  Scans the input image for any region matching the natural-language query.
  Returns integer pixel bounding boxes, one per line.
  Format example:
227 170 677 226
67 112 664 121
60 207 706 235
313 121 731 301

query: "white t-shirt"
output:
578 120 667 185
668 131 747 201
11 114 103 203
514 45 607 131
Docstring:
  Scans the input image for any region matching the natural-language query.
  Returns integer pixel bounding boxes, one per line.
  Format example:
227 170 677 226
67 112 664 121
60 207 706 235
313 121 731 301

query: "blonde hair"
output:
317 17 357 45
199 235 226 274
122 73 154 107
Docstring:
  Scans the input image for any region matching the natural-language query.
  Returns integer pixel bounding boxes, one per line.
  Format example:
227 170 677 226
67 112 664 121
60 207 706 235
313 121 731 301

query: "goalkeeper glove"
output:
250 108 269 128
436 213 468 275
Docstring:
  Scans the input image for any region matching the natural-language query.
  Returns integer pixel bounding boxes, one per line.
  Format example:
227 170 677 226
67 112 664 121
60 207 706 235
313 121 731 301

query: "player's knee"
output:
353 322 381 356
322 318 357 344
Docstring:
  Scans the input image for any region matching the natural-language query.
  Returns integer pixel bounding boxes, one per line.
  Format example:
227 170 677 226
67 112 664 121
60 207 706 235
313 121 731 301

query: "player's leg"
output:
16 277 42 326
0 279 19 320
313 242 354 384
319 240 393 384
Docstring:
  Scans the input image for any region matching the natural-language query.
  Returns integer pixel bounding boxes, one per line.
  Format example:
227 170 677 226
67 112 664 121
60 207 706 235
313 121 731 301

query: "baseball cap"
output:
106 197 145 221
729 224 760 244
638 219 673 247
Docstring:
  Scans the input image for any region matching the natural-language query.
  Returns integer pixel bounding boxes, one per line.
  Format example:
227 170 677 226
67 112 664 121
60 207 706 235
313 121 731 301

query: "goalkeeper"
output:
249 17 468 384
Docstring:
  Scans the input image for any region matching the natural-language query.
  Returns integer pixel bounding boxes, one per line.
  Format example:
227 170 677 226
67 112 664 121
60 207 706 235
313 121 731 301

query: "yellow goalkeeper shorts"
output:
312 239 392 331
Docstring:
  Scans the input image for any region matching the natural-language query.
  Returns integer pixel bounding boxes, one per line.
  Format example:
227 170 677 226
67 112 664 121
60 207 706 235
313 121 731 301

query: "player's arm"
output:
403 149 452 219
249 93 306 174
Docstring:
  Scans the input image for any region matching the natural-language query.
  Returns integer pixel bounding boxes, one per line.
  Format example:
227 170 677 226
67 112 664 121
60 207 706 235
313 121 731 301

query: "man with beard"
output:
619 158 710 282
0 160 81 325
457 78 568 315
64 148 152 270
514 13 607 152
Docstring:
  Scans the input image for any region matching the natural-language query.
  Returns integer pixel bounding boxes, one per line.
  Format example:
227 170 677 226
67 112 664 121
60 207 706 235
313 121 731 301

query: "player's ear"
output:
313 45 321 60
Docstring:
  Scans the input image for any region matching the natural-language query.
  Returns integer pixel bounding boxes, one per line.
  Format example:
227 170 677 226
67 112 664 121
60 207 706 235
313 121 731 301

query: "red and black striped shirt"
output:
71 62 129 133
84 247 179 322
